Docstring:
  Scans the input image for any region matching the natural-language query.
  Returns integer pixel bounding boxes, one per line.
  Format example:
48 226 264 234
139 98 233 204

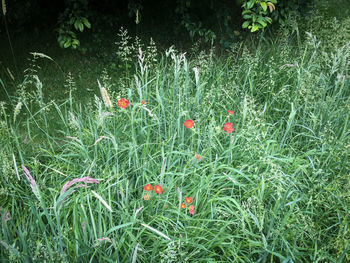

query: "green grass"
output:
1 8 350 263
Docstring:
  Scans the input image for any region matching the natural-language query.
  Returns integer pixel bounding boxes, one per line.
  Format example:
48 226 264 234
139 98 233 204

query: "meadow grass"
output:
0 11 350 263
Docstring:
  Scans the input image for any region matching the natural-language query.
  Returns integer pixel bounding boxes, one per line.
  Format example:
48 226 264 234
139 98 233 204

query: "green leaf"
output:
63 40 71 48
105 222 134 235
267 2 275 12
242 21 250 28
78 22 84 32
251 24 260 32
257 19 267 27
247 0 255 9
72 39 80 46
81 17 91 28
74 20 79 30
260 2 267 11
266 17 272 23
252 14 257 22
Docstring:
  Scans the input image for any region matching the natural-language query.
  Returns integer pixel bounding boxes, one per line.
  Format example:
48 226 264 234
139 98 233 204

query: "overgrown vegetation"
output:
1 3 350 262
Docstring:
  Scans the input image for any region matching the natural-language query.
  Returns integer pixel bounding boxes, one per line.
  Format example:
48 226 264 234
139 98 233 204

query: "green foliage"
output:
270 0 313 25
56 0 91 50
1 8 350 262
173 0 312 48
241 0 277 32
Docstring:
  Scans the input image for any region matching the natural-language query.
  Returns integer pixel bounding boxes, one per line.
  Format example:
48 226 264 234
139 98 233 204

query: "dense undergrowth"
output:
0 7 350 263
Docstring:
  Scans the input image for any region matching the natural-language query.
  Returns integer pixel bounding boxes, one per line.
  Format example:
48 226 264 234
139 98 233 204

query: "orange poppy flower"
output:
228 110 234 115
143 193 150 200
144 184 153 191
141 100 145 105
184 119 194 128
194 154 201 162
223 122 234 134
117 98 129 108
188 205 195 215
185 197 192 203
154 184 163 194
180 203 186 209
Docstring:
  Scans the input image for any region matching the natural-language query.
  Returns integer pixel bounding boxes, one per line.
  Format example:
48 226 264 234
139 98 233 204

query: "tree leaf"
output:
247 0 254 9
82 17 91 28
257 19 267 27
78 22 84 32
74 20 79 30
63 40 71 48
251 25 260 32
267 2 275 12
242 21 250 28
260 2 267 11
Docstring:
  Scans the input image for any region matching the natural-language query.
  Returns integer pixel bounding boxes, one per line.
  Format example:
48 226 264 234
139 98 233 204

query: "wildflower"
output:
228 110 234 115
117 98 129 108
144 184 153 191
184 119 194 128
185 197 192 204
223 122 234 134
141 100 145 105
143 193 150 201
180 203 186 209
154 184 163 194
194 154 201 162
188 205 195 215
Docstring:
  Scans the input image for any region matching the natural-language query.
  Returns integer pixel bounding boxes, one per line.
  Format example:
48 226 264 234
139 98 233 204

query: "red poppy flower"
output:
180 203 186 209
223 122 234 134
143 193 150 200
144 184 153 191
185 197 192 204
228 110 234 115
154 184 163 194
184 119 194 129
117 98 129 108
141 100 145 105
194 154 201 162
